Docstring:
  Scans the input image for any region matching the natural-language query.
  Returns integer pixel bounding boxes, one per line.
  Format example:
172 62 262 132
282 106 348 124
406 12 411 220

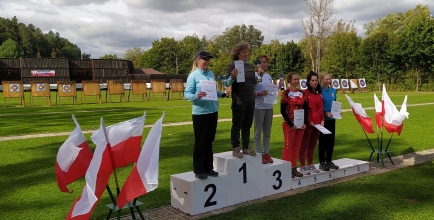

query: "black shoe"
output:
319 162 330 171
195 173 208 180
327 162 339 169
207 170 219 177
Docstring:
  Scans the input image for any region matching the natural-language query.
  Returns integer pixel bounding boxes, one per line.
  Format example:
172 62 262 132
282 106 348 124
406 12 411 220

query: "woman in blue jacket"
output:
184 51 226 180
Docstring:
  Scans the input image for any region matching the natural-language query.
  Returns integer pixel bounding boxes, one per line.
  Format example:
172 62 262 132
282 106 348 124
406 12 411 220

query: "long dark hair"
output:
307 71 321 94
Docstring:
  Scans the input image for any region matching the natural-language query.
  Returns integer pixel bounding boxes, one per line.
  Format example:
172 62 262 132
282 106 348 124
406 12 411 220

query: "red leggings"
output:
282 121 305 168
299 125 320 166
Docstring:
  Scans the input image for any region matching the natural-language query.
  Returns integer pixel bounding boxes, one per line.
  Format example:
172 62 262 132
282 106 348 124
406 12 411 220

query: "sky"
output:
1 0 433 58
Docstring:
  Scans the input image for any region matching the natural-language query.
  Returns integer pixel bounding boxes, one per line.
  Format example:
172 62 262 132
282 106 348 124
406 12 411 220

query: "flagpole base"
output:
369 150 394 168
106 200 145 220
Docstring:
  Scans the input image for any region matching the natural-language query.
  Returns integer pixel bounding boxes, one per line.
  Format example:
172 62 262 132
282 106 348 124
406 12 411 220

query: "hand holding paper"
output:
314 124 332 134
331 101 342 119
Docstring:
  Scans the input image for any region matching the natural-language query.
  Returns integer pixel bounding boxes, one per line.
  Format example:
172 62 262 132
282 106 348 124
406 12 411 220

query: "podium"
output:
332 158 369 179
170 151 291 215
170 153 369 215
170 171 228 215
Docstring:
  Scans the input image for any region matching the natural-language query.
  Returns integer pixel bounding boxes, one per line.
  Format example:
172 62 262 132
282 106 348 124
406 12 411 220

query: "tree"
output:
301 0 336 73
123 47 143 68
100 54 120 59
81 52 91 60
177 34 203 74
212 24 264 54
396 5 434 91
140 38 179 74
322 30 361 79
0 38 24 58
359 31 397 89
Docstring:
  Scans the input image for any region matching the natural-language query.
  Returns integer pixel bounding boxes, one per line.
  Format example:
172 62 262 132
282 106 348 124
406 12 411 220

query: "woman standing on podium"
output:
184 51 226 180
253 54 273 164
299 71 324 175
280 72 308 178
318 73 339 171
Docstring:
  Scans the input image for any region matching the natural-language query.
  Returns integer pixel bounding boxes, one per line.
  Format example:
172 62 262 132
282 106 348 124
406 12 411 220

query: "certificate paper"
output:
199 80 217 101
331 101 342 119
314 124 332 134
234 60 245 83
293 109 304 128
263 84 278 104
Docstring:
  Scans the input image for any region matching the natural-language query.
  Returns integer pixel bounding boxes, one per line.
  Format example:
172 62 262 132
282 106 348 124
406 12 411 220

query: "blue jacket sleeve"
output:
184 73 198 101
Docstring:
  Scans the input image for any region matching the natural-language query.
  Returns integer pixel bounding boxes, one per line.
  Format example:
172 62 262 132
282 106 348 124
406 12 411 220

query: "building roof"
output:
132 68 164 74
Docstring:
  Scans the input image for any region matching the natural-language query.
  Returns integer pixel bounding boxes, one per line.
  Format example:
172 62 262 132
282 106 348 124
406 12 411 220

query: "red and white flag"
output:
381 85 409 135
345 94 375 134
66 118 114 220
373 94 383 128
116 112 165 209
56 115 93 193
93 112 146 168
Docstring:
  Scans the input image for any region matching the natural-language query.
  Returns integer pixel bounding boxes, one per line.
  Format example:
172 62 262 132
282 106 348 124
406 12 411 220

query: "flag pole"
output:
378 118 385 167
100 118 123 220
384 133 395 165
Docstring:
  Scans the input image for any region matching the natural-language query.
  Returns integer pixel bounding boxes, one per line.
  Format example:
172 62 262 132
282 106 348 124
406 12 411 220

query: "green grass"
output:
204 161 434 220
0 91 433 219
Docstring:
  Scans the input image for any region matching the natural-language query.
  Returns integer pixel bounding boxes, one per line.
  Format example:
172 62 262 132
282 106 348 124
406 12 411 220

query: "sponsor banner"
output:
31 70 55 77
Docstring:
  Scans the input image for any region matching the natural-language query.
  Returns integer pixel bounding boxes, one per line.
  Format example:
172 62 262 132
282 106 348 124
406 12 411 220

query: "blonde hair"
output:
320 72 331 86
190 58 199 73
231 42 250 60
286 72 299 83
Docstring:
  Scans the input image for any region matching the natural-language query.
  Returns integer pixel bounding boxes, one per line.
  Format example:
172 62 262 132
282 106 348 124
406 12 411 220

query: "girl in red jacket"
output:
299 71 324 175
281 72 308 178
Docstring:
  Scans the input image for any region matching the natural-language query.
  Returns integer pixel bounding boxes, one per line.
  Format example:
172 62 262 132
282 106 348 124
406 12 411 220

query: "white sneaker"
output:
300 165 310 175
308 164 319 173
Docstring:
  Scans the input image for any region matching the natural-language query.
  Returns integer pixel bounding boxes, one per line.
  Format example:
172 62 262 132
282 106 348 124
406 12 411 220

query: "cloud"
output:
1 0 433 58
49 0 111 6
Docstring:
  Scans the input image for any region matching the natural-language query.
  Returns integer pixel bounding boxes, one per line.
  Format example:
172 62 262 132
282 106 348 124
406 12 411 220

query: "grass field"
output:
0 91 433 219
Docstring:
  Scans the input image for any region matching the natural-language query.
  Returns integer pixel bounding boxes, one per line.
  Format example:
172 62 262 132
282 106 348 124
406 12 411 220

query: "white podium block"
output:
170 171 228 215
213 151 262 205
259 158 292 196
333 158 370 179
291 171 313 189
291 166 334 189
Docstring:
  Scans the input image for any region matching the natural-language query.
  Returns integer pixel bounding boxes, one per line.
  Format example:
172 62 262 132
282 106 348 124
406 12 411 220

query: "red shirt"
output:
303 89 324 124
280 89 308 127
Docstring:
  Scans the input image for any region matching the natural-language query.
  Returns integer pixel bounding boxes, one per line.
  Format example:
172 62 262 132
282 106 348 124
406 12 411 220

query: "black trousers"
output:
192 112 218 174
318 119 336 163
231 98 255 149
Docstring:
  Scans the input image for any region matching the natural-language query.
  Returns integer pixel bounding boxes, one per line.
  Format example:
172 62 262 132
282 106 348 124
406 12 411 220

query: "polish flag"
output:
345 95 375 134
381 85 409 135
66 118 114 220
116 112 165 209
93 112 146 168
373 94 383 128
56 115 93 193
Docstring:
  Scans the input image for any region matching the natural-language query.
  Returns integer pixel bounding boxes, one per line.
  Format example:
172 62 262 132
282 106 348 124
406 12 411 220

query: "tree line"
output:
122 4 433 91
1 3 433 91
0 16 85 59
